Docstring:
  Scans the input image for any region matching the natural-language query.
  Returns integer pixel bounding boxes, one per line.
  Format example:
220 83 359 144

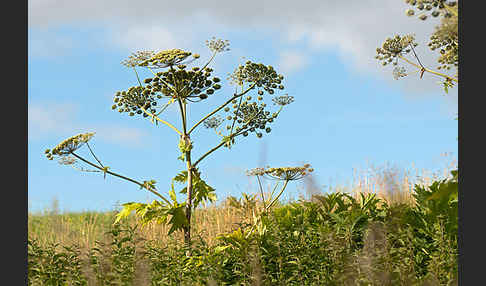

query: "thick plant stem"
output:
182 134 193 253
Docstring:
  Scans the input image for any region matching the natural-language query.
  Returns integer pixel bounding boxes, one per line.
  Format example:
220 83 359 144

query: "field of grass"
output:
28 165 458 285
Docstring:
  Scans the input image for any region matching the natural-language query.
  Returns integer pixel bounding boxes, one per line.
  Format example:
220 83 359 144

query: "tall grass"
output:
28 163 457 285
28 163 455 249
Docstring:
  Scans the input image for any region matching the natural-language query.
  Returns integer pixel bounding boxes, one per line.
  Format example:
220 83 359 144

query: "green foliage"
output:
173 169 217 208
89 223 138 285
115 200 168 226
178 137 193 161
28 239 87 285
29 174 457 284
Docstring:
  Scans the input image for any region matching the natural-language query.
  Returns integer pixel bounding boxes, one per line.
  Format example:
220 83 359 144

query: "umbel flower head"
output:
206 37 230 53
272 94 294 106
246 164 314 181
228 60 284 94
392 66 407 80
45 132 95 160
429 15 458 71
375 34 417 66
122 49 200 69
121 50 156 68
113 66 223 117
203 115 224 129
225 100 278 139
403 0 456 21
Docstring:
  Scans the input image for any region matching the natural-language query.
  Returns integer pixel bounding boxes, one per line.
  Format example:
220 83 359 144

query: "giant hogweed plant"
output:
44 38 293 247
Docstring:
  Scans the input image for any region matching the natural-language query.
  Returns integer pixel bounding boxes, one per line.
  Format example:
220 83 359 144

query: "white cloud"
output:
88 125 147 147
109 24 179 52
28 102 149 147
277 50 309 74
28 31 75 58
28 102 78 136
28 0 458 97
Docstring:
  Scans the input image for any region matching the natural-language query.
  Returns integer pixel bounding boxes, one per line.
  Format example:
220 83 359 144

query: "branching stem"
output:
266 179 290 210
139 106 182 135
70 152 171 205
188 83 256 135
398 55 457 82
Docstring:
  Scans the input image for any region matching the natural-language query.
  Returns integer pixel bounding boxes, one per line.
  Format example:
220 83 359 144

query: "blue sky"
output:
28 0 457 213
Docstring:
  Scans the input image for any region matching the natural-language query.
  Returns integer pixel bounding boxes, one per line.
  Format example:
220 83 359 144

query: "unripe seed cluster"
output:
113 65 222 117
247 164 314 181
203 115 224 129
206 37 230 53
229 101 277 138
375 34 416 66
228 61 284 96
140 49 197 68
272 95 295 106
428 15 458 70
404 0 456 21
45 132 95 160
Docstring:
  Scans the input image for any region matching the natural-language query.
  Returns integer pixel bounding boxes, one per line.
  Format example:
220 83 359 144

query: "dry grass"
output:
28 161 456 250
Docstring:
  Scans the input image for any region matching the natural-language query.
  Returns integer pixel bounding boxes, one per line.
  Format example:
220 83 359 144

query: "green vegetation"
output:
34 1 458 284
28 168 457 285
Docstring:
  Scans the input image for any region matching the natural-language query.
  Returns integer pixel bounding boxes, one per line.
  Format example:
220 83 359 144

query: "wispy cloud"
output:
87 125 147 147
108 24 179 52
28 0 457 96
28 102 78 136
28 102 149 147
277 50 309 74
28 30 75 59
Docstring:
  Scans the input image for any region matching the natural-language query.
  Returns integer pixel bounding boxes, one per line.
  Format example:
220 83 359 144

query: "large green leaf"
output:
174 169 217 208
167 204 189 235
114 202 145 224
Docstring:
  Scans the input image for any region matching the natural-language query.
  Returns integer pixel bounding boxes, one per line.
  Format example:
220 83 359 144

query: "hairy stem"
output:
184 147 193 249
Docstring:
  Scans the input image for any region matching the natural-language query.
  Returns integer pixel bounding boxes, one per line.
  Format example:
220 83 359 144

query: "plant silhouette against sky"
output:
45 37 294 248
